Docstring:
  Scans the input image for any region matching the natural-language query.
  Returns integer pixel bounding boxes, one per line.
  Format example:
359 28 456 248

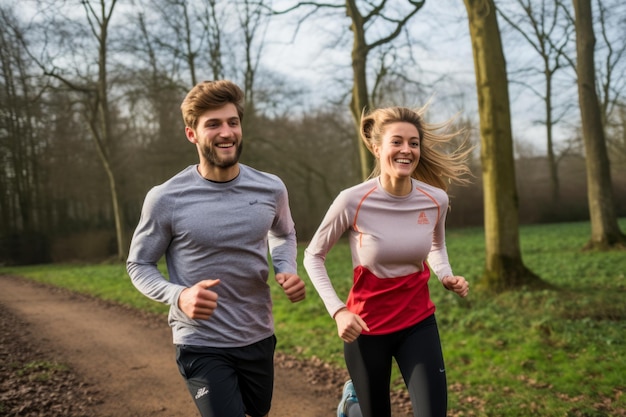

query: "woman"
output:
303 105 472 417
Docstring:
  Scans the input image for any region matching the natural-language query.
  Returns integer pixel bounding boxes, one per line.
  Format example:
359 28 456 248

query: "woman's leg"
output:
394 316 447 417
344 334 394 417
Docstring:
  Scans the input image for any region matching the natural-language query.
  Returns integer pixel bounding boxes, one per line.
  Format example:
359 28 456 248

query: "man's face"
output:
186 103 243 168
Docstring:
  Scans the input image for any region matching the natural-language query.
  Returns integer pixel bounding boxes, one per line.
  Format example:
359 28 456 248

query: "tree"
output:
463 0 544 290
572 0 625 248
346 0 425 180
120 17 192 197
26 0 127 261
594 0 626 130
0 6 50 264
237 0 266 116
138 0 226 86
497 0 576 202
274 0 426 180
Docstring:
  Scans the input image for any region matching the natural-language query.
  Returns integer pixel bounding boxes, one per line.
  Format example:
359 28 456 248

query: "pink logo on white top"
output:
417 212 430 225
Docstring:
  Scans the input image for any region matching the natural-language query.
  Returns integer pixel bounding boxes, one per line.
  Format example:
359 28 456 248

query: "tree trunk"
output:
545 73 560 203
572 0 625 249
463 0 543 290
346 0 374 181
89 0 126 261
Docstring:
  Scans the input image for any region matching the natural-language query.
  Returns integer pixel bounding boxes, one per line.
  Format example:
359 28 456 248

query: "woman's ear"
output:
371 143 380 159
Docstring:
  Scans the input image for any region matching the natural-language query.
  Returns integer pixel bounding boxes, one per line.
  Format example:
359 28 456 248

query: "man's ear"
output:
185 126 197 144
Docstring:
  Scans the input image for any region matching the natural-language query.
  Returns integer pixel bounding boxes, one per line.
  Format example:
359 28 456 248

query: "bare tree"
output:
203 0 226 81
274 1 426 180
497 0 576 202
24 0 127 260
1 7 35 233
463 0 544 290
243 107 359 238
593 0 626 193
147 0 205 86
122 12 194 185
134 0 232 87
606 103 626 167
236 0 271 123
0 6 50 263
346 0 426 179
594 0 626 129
572 0 625 248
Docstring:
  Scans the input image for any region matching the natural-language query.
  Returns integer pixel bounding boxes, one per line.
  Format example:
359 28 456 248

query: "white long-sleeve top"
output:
304 177 453 332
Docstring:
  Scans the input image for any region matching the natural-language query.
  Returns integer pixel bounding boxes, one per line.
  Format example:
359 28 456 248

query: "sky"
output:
13 0 624 156
263 0 477 108
259 0 620 156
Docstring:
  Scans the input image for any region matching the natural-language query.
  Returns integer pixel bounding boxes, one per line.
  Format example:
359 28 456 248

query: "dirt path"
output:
0 275 349 417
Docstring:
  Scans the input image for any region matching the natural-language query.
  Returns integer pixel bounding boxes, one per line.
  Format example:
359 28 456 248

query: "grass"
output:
15 360 69 382
1 219 625 416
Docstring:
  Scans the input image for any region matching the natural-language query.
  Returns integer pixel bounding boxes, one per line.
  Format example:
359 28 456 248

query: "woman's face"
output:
374 122 420 180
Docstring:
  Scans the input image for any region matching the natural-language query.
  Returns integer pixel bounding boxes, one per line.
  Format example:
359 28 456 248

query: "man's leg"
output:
237 335 276 417
176 345 246 417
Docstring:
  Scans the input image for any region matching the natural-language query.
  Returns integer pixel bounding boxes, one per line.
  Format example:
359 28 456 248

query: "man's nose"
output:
219 123 234 136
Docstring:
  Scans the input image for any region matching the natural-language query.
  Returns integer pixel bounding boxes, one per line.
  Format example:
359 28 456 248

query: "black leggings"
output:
344 315 447 417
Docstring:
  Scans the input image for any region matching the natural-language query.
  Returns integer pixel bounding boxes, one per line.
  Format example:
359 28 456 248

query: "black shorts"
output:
176 335 276 417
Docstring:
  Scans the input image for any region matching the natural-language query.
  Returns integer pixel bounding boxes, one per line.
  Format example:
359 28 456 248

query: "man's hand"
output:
334 308 369 343
275 273 306 303
442 275 469 298
178 279 220 320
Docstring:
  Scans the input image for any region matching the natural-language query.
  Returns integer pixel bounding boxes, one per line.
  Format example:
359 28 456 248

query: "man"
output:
127 80 306 417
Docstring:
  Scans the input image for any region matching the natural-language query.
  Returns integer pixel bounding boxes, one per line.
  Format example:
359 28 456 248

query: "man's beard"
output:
201 141 243 168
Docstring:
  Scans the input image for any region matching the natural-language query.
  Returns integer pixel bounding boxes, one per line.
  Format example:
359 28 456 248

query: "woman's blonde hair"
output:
360 105 473 191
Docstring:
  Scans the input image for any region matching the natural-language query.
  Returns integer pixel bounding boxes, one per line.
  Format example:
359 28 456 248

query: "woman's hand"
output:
334 308 369 343
442 275 469 298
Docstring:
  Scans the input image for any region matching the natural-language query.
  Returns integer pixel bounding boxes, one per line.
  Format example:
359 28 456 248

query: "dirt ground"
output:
0 275 411 417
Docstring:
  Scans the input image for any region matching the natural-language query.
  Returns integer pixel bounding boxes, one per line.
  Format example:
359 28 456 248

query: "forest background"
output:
1 0 625 266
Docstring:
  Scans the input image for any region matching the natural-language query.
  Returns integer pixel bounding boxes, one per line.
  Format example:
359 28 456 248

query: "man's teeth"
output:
217 143 233 148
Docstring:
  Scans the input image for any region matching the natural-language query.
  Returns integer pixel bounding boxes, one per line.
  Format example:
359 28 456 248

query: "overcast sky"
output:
261 0 624 156
14 0 625 155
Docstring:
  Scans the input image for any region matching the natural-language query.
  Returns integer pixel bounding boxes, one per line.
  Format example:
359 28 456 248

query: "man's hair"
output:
180 80 245 129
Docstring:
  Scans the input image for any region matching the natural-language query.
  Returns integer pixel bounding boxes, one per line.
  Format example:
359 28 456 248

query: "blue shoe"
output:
337 379 358 417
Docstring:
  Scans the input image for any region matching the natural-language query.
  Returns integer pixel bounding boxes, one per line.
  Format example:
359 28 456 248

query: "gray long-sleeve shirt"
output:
127 164 297 348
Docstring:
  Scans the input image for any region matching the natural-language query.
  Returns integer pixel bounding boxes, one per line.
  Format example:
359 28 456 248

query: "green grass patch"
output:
15 360 69 382
2 219 625 416
0 263 170 315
